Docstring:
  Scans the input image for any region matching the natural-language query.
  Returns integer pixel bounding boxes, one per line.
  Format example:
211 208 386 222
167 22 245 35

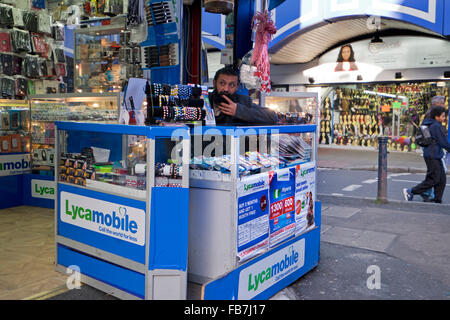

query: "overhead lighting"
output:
357 75 363 81
444 71 450 78
308 77 315 84
368 29 384 53
395 72 403 79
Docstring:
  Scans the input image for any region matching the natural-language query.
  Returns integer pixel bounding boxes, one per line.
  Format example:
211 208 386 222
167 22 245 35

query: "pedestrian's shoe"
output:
403 188 413 201
420 189 435 202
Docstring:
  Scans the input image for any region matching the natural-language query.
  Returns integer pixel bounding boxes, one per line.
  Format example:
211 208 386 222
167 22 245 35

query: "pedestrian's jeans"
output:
412 157 447 202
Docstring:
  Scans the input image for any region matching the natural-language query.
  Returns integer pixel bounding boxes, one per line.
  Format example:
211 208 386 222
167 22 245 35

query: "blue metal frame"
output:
203 201 321 300
55 122 191 299
191 124 317 137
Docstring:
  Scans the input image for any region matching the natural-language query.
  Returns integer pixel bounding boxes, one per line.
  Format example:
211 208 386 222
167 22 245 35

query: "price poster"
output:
237 174 270 262
295 162 316 236
268 168 296 247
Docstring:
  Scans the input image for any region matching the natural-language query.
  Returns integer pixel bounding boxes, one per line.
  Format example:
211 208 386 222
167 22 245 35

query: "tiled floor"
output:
0 206 67 300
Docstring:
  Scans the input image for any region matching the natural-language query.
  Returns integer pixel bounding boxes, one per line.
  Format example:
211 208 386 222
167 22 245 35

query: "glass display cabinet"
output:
0 99 30 155
29 93 121 173
54 122 190 300
262 92 319 125
74 24 125 93
188 125 319 295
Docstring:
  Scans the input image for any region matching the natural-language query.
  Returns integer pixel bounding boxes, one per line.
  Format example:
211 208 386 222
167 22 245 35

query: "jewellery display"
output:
145 81 206 124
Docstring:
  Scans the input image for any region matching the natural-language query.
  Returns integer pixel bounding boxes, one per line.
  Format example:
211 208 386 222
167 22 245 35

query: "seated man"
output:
209 66 278 125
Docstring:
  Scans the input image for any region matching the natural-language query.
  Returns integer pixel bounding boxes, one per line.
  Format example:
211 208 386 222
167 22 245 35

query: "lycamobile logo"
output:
247 246 299 292
244 180 265 191
301 167 315 177
65 199 138 234
0 158 30 171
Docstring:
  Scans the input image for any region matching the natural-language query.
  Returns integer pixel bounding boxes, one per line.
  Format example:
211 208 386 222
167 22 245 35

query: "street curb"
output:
317 193 450 215
318 165 450 176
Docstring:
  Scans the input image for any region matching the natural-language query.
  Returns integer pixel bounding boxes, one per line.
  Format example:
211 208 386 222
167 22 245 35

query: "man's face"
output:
214 74 238 95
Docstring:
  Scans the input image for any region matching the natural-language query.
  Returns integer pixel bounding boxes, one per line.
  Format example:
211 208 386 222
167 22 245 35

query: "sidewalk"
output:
271 199 450 300
318 145 449 175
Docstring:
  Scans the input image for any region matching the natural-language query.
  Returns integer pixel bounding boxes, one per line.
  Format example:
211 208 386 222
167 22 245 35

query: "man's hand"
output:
218 94 237 116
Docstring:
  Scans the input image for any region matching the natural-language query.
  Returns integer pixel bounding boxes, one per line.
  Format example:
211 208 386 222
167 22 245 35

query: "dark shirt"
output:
210 90 278 125
422 118 450 159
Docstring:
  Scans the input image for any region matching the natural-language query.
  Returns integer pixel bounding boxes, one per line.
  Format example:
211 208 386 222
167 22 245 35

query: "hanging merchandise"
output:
204 0 234 14
127 0 143 27
11 28 32 53
0 30 11 52
0 4 14 27
250 10 277 93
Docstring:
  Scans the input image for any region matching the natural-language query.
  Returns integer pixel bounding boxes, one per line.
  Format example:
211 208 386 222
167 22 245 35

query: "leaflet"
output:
237 173 270 262
295 162 316 235
268 168 296 247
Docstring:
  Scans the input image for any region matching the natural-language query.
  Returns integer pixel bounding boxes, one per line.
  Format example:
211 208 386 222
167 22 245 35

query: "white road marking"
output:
331 193 344 196
362 179 378 184
342 185 362 192
387 173 411 178
392 179 450 186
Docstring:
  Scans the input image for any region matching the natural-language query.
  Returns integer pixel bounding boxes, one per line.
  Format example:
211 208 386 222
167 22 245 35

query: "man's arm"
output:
234 95 278 125
431 124 450 153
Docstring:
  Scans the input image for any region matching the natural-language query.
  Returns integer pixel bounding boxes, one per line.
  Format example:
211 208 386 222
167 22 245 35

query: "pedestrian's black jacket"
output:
422 118 450 159
210 90 278 125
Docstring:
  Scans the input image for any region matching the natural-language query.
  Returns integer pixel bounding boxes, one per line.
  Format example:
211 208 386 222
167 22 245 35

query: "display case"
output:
29 93 121 173
263 92 319 125
74 24 141 93
54 122 190 299
0 99 30 157
188 124 321 299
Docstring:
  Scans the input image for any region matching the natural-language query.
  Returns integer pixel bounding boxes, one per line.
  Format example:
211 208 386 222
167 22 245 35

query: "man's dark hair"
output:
214 66 239 82
430 106 446 119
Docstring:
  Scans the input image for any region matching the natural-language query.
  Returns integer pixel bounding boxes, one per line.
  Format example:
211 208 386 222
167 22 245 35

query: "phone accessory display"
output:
11 28 32 53
0 31 11 52
15 76 28 96
142 43 178 69
53 47 66 63
144 1 175 26
0 53 13 75
23 55 41 78
38 12 52 35
1 76 15 98
12 8 24 28
0 5 14 27
23 11 39 33
52 24 65 42
31 33 50 57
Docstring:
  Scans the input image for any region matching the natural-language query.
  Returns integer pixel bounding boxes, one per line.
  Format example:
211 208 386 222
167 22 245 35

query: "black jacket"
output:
422 118 450 159
210 91 278 125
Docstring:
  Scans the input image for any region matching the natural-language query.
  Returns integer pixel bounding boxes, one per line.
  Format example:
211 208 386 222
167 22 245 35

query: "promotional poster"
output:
268 168 296 247
237 173 270 262
295 162 316 235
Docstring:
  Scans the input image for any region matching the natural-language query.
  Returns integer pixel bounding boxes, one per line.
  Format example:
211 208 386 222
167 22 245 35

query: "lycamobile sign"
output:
60 192 145 246
238 238 305 299
0 154 31 176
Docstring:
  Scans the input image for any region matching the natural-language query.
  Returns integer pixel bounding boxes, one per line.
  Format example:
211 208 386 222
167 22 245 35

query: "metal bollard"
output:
377 136 389 203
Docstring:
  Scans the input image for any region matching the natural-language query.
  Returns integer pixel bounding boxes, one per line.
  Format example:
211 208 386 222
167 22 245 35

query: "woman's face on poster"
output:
341 46 352 61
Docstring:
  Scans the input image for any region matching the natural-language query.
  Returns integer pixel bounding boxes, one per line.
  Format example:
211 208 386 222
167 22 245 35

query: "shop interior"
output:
319 82 449 152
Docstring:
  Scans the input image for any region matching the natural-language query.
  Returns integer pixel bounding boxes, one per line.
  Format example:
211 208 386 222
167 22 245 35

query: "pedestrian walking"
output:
403 102 450 203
